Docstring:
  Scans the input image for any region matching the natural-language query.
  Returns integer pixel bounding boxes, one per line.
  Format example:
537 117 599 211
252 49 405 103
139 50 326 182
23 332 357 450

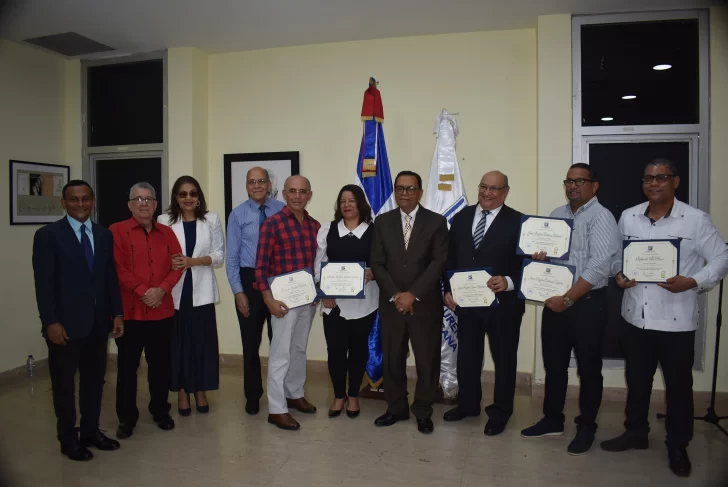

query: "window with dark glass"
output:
580 19 699 126
87 60 163 146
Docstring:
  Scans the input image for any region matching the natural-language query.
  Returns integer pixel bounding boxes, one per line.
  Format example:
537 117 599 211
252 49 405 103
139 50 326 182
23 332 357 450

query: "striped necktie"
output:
81 224 94 270
403 214 412 250
472 210 491 250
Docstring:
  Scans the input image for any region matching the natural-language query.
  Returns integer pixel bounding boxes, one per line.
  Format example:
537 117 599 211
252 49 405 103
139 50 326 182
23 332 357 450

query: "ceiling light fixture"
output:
601 117 614 121
653 64 672 71
622 95 637 100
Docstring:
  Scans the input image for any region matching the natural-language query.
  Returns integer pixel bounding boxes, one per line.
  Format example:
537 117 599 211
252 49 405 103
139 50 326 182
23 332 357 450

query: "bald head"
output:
284 175 311 191
478 171 510 211
246 166 270 181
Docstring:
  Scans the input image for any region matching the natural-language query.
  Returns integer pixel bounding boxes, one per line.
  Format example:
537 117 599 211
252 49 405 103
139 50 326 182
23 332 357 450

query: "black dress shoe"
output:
668 446 692 477
374 412 409 427
417 418 434 434
80 430 121 451
60 440 94 461
443 407 480 422
155 415 175 431
484 420 506 436
245 399 260 415
116 423 135 440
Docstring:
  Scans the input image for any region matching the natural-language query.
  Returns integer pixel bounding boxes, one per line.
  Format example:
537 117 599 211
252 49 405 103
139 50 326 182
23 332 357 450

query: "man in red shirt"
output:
256 175 320 430
110 182 183 439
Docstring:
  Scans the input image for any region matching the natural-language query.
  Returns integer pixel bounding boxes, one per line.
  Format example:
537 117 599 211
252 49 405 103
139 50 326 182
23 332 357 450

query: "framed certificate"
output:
622 239 680 283
516 215 573 260
518 259 576 303
267 268 317 309
447 268 498 308
319 261 366 299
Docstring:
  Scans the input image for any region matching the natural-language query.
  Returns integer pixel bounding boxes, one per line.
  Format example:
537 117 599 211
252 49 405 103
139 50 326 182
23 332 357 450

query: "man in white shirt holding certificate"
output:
601 159 728 478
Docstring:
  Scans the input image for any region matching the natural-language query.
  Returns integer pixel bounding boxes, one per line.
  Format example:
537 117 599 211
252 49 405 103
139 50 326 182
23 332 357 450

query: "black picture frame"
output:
223 151 300 224
9 160 70 225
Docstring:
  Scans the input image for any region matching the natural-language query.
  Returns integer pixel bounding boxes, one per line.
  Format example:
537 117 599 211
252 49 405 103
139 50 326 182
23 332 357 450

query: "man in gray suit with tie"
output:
370 170 449 434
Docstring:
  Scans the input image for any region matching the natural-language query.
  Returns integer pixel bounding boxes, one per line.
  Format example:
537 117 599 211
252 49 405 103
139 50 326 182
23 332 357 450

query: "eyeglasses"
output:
641 174 675 184
247 179 269 186
563 178 593 187
286 188 310 195
129 197 156 205
395 186 420 195
478 184 508 193
177 190 198 199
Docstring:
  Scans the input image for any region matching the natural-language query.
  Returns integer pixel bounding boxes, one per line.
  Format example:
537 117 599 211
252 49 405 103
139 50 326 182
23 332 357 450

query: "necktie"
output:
404 214 412 250
472 210 491 250
258 205 267 226
81 224 94 270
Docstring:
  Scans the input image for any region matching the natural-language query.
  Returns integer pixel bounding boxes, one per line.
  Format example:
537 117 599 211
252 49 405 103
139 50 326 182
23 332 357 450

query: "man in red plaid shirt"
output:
255 175 320 430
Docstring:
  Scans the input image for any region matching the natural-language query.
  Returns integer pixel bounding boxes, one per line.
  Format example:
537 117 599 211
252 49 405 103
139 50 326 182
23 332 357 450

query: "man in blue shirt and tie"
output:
32 180 124 461
226 167 285 415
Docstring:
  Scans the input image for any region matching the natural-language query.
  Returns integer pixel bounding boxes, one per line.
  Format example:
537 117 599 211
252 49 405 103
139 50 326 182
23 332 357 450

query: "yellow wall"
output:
0 40 79 372
534 8 728 393
206 29 539 370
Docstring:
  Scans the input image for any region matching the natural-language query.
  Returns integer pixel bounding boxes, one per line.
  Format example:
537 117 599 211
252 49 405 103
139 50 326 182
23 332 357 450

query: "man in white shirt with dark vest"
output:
601 159 728 478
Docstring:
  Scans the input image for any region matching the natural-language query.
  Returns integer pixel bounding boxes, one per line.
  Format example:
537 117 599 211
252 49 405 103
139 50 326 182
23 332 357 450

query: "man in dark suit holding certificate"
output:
32 180 124 461
442 171 525 436
370 170 448 434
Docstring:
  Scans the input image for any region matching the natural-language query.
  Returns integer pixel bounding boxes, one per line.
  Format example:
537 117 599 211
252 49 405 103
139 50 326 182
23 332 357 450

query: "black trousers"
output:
381 308 442 420
323 308 377 398
235 268 272 402
622 322 695 448
115 318 174 424
541 288 607 433
457 306 522 424
46 329 108 445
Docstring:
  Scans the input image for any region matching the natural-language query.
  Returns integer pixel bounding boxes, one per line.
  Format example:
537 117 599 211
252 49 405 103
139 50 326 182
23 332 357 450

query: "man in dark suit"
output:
442 171 525 436
32 180 124 461
371 170 448 434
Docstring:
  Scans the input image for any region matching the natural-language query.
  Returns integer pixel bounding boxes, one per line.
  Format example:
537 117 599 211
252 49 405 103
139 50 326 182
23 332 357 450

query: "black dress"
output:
322 222 377 399
170 220 220 393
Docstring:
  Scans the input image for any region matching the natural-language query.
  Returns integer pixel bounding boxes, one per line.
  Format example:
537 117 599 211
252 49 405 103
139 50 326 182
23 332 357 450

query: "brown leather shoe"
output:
286 397 317 414
267 413 300 430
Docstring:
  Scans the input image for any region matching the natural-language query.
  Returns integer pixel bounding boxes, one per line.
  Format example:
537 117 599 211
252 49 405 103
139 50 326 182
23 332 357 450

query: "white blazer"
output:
157 212 225 309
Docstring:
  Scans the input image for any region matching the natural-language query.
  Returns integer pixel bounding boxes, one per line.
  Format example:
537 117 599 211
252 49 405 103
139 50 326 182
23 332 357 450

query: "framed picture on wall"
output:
9 160 70 225
223 151 300 222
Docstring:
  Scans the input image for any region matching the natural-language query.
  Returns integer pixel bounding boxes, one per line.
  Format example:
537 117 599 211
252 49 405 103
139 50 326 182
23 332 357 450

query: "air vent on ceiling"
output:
23 32 114 57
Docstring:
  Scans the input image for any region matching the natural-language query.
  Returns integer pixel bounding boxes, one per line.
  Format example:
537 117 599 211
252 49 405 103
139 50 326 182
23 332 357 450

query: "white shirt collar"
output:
477 204 503 217
337 219 369 238
400 204 420 220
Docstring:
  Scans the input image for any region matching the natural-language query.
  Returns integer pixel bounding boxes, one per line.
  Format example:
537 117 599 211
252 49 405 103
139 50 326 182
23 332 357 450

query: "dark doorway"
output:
95 157 163 229
589 140 691 359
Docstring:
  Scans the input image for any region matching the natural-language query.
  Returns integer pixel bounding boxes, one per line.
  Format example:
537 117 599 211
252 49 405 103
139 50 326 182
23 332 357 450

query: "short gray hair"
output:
246 167 270 181
129 182 157 200
646 158 678 177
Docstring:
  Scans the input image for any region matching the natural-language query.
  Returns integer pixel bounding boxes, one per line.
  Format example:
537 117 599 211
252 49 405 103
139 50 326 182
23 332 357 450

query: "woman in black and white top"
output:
314 184 379 418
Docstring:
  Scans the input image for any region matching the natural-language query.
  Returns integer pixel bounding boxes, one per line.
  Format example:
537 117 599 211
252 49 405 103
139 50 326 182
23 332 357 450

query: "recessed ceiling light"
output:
653 64 672 71
622 95 637 100
601 117 614 121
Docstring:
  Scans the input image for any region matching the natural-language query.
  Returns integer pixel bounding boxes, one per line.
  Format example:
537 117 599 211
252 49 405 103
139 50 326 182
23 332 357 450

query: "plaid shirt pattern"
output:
255 206 320 291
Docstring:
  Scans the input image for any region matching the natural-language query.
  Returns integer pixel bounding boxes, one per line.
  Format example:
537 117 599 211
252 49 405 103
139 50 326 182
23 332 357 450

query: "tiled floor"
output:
1 363 727 487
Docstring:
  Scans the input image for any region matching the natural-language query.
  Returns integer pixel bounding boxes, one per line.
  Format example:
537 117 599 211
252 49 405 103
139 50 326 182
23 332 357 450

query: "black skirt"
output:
170 295 220 392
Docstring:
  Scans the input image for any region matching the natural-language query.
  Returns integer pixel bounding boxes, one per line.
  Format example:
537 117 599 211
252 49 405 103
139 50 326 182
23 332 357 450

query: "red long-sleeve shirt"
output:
109 217 183 321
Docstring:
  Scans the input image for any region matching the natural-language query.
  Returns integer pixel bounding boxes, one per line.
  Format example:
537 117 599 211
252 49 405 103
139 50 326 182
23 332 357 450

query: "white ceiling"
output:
0 0 718 56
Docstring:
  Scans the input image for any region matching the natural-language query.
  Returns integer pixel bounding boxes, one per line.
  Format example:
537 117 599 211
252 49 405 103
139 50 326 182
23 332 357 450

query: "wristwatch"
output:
562 295 575 308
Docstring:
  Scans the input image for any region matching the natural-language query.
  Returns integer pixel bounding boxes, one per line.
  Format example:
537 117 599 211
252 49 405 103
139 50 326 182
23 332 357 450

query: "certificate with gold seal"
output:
447 269 497 308
267 268 317 309
517 215 573 260
319 262 366 299
518 259 576 303
622 239 680 283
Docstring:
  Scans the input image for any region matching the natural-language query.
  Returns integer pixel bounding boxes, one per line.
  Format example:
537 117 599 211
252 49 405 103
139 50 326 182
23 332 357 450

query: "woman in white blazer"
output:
158 176 224 416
